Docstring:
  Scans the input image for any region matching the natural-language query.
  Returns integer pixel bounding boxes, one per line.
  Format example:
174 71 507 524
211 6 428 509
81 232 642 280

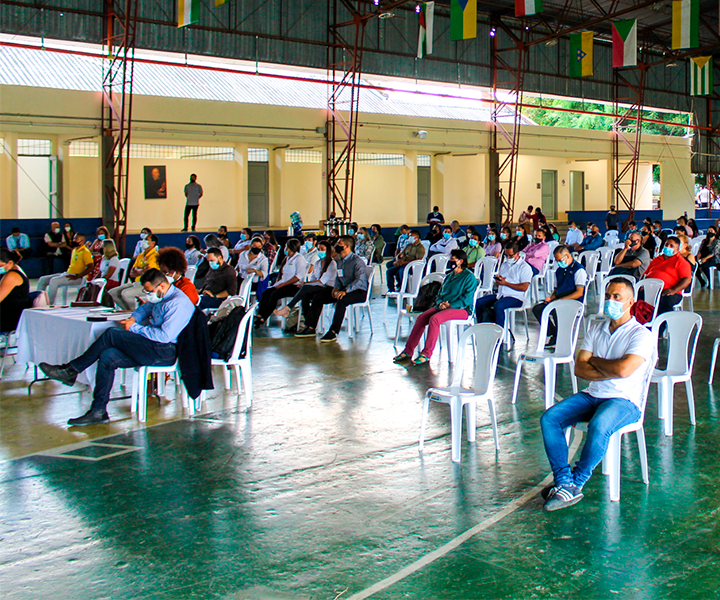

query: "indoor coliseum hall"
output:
3 1 720 598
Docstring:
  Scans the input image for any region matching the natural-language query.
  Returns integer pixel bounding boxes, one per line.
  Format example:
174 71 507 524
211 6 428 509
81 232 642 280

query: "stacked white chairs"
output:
503 289 533 348
118 257 131 284
185 265 197 283
634 278 664 329
570 347 658 502
425 253 450 276
510 299 583 409
212 302 257 408
394 272 445 345
651 311 702 437
419 323 504 462
384 259 425 319
474 256 498 296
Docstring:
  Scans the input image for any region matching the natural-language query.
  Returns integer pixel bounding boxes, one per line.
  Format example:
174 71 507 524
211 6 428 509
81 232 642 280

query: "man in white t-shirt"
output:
539 277 656 511
475 243 533 328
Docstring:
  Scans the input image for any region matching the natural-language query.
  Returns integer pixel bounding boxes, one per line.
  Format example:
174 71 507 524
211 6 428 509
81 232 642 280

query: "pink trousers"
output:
404 307 470 359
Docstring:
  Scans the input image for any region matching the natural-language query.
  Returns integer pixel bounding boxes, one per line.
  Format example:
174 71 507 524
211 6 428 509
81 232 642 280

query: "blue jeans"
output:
70 328 176 413
386 262 405 292
540 392 640 488
475 294 523 328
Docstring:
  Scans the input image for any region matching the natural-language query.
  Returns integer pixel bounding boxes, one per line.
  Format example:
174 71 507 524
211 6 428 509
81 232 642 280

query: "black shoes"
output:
295 327 316 338
39 362 78 386
320 331 337 343
67 410 110 426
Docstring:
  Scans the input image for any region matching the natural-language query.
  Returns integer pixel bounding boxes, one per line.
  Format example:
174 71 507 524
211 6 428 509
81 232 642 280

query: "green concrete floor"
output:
2 283 720 599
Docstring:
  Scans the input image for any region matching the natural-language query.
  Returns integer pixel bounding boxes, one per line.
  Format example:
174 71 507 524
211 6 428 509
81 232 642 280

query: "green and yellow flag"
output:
450 0 477 41
569 31 593 78
691 56 713 96
178 0 200 27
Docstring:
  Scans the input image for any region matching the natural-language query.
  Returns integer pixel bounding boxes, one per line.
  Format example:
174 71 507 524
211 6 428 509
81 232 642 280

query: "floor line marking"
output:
347 434 583 600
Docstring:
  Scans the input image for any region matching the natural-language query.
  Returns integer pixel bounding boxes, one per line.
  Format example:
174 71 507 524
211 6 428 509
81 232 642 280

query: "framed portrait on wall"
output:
144 165 167 199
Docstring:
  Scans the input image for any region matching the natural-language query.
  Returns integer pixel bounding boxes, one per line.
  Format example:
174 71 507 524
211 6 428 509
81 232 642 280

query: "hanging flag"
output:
612 19 637 68
417 2 435 58
569 31 593 78
215 0 228 6
515 0 543 17
450 0 477 41
691 56 713 95
178 0 200 27
672 0 699 49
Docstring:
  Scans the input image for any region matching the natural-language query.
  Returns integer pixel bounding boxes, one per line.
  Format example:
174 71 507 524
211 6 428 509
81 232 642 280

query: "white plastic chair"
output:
594 247 617 296
0 331 18 380
634 278 664 329
347 267 375 339
672 265 697 312
212 302 256 408
237 276 254 308
384 259 425 320
131 361 202 423
651 311 702 437
89 278 107 303
503 289 532 348
439 283 484 364
511 299 583 409
425 254 450 276
474 256 498 296
420 240 430 254
394 272 445 345
578 251 600 294
419 323 504 462
604 230 619 244
118 257 131 284
185 265 197 283
570 348 657 502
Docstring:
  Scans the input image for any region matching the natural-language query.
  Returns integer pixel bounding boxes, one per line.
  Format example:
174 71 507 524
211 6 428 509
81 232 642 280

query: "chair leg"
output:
511 360 524 404
488 397 500 451
222 365 231 390
662 380 675 436
232 364 241 394
240 362 253 408
394 314 403 346
522 310 529 339
636 428 649 485
130 369 139 413
138 369 148 423
607 432 622 502
709 338 720 384
685 380 696 425
569 362 578 394
465 400 476 443
418 394 431 451
450 395 463 462
543 360 556 410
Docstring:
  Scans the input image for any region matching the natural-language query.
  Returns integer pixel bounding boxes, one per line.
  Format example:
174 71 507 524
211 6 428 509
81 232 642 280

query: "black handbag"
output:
412 281 442 313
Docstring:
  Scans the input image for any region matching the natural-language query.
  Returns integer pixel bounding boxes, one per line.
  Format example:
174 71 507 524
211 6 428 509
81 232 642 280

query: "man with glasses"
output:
38 269 194 426
608 232 650 280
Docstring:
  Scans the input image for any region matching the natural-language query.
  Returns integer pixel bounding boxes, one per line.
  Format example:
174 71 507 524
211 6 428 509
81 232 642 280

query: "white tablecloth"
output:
16 308 128 388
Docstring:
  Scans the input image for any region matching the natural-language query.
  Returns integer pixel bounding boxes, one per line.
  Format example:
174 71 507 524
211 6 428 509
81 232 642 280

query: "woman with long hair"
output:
99 239 121 292
184 235 203 266
0 248 31 332
393 249 478 366
263 230 280 265
255 238 308 326
355 227 375 263
696 225 720 287
88 226 110 280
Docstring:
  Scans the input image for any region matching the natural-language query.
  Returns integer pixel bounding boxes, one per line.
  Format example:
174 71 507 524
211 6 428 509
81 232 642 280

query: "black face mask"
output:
448 260 457 270
534 237 543 244
334 244 344 254
185 243 193 249
250 247 261 255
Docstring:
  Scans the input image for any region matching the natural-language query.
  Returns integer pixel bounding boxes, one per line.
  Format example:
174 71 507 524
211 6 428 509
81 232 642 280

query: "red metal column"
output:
102 0 138 254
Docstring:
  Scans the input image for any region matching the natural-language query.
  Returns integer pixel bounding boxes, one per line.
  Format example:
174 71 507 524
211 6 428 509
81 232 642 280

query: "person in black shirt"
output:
0 249 31 332
605 205 619 231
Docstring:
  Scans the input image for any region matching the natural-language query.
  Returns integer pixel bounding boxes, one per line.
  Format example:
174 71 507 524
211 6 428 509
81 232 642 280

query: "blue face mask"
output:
487 235 496 241
443 232 451 240
586 228 593 234
663 247 676 257
240 234 247 241
97 234 106 240
604 299 627 320
0 267 7 276
468 238 478 247
304 241 313 251
348 229 355 235
209 261 220 270
401 233 409 239
357 233 365 240
557 259 569 269
317 251 327 260
500 233 507 240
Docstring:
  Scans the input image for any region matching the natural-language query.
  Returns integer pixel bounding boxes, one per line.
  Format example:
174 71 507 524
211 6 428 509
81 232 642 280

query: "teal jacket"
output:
436 268 478 313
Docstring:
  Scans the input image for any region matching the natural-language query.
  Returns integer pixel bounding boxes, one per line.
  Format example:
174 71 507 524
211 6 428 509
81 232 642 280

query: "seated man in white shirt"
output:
237 236 269 287
475 243 533 328
564 221 584 248
428 226 459 257
539 278 655 511
300 233 319 272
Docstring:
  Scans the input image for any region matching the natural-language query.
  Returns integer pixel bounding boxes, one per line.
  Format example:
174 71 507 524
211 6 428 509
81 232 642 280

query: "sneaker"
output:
67 410 110 427
540 484 559 500
181 228 188 232
320 331 337 343
294 327 316 338
543 485 583 512
39 362 78 386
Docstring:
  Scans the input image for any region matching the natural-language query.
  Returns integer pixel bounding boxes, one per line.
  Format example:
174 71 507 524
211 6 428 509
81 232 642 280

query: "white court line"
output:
347 433 583 600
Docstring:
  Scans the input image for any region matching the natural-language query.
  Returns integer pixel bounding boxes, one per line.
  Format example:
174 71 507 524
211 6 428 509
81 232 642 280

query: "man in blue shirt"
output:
6 227 32 262
569 223 603 252
39 268 195 426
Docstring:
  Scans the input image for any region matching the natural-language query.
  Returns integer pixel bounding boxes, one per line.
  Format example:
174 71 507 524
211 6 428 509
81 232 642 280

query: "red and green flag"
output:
569 31 593 78
515 0 543 17
417 2 435 58
612 19 637 68
450 0 477 41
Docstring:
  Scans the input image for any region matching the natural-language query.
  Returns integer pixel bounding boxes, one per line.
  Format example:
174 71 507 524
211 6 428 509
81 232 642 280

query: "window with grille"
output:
17 139 52 156
417 155 431 167
128 144 235 160
248 148 270 162
285 149 322 164
353 153 405 166
69 141 99 157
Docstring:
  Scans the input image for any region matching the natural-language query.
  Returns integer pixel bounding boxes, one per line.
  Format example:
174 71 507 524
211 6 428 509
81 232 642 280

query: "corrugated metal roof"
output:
0 43 528 124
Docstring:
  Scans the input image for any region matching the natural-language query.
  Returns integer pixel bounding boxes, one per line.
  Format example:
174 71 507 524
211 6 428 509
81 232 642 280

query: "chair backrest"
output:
547 240 559 255
578 250 600 278
652 311 702 377
228 302 258 362
536 299 584 357
475 256 498 290
635 278 663 308
426 254 450 276
420 240 430 253
400 260 426 296
237 276 253 307
604 230 619 241
690 238 704 255
185 265 197 283
89 278 107 303
269 251 279 274
452 323 504 394
597 246 616 272
362 266 375 302
118 257 131 284
636 345 660 423
596 274 636 313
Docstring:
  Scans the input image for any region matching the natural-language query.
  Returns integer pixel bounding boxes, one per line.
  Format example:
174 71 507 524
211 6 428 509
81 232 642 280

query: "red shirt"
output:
174 276 199 305
644 254 692 290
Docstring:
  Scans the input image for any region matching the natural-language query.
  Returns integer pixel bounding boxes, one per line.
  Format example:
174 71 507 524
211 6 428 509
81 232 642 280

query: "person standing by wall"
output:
182 174 203 232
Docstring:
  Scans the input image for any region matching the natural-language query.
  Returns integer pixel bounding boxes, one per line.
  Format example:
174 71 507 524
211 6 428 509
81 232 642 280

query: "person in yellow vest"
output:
36 232 94 304
109 234 160 310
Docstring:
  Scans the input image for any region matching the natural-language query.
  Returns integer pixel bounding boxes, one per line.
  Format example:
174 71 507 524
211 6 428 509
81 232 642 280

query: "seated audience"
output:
0 248 32 332
546 223 560 242
523 228 550 275
370 224 385 264
425 224 442 245
44 221 68 275
217 226 231 248
499 226 512 246
355 227 375 264
300 233 319 269
230 228 253 258
37 232 94 304
429 226 459 257
39 268 195 426
539 278 654 511
687 218 700 238
99 239 121 293
677 234 697 270
255 238 307 324
466 232 486 269
640 224 657 255
132 227 153 258
532 245 587 347
513 226 530 251
60 222 75 268
483 229 502 259
696 225 720 288
677 215 693 237
264 230 280 264
475 243 533 328
621 221 639 242
159 247 199 305
450 220 467 245
185 235 203 266
295 236 369 343
6 227 32 262
109 234 160 310
642 236 692 314
386 229 426 293
565 221 583 247
426 206 445 225
88 226 110 280
198 248 239 310
237 237 270 285
393 249 478 366
653 221 667 247
205 233 230 262
574 223 603 252
608 232 650 279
